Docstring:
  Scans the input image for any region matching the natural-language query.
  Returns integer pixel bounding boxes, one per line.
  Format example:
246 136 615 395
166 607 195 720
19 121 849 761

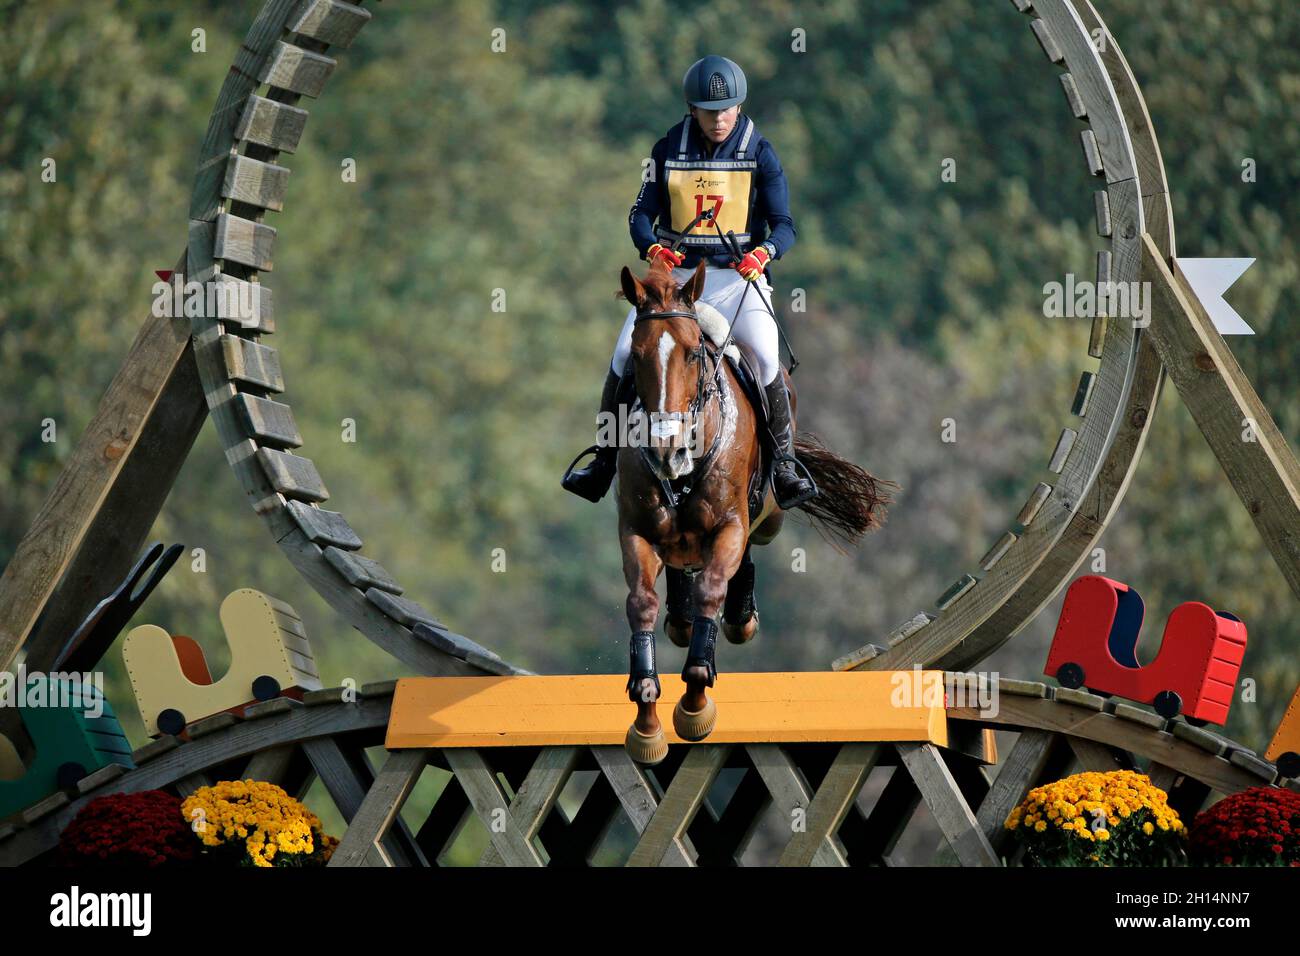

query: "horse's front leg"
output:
621 528 667 765
676 519 748 741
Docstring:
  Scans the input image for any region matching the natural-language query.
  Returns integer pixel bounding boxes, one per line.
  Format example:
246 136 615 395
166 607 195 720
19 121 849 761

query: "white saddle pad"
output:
694 301 742 364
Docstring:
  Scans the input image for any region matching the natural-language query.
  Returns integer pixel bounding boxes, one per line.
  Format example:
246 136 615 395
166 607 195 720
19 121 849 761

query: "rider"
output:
562 54 818 510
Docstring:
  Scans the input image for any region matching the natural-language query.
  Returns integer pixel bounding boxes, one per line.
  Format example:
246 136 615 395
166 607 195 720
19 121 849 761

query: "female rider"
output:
562 54 816 510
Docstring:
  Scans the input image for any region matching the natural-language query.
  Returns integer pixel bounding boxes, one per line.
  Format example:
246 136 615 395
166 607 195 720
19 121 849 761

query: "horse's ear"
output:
679 260 707 306
619 266 646 308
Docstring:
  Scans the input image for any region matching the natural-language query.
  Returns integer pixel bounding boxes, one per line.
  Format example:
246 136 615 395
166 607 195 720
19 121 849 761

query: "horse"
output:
615 259 896 764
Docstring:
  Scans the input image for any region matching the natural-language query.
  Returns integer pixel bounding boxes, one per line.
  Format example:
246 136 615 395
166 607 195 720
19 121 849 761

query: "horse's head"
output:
619 260 710 481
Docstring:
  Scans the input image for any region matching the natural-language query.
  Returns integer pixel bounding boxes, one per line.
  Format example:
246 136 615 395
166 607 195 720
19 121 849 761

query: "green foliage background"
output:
2 0 1298 860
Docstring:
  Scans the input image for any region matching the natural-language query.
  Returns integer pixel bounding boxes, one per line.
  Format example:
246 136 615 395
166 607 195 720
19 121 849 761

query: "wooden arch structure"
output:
1 0 1299 866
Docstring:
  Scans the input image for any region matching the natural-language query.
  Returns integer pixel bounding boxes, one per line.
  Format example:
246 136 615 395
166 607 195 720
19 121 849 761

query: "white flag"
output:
1177 257 1256 335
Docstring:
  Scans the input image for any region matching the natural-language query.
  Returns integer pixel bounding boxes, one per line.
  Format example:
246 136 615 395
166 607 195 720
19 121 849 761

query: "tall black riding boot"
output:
561 366 622 502
763 377 819 509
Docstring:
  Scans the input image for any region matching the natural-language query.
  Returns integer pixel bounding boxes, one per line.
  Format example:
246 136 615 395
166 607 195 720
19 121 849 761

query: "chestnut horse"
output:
616 260 894 764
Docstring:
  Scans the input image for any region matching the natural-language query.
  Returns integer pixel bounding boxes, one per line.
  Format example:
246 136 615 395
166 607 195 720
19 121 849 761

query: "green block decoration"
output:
0 676 135 819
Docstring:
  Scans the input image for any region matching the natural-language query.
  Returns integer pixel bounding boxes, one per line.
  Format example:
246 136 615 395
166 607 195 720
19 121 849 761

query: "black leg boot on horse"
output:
561 366 625 502
721 544 759 645
625 629 667 765
763 376 819 510
675 616 718 741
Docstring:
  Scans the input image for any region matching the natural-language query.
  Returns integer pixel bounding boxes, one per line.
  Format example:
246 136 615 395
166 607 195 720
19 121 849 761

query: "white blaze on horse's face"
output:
646 329 693 480
656 331 674 419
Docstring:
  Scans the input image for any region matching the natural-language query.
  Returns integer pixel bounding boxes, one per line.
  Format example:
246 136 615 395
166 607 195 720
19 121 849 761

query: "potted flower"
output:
181 779 338 867
58 790 198 867
1005 769 1185 866
1188 785 1300 866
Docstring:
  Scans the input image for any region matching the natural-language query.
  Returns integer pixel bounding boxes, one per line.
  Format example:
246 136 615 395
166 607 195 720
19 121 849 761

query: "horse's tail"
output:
790 431 898 552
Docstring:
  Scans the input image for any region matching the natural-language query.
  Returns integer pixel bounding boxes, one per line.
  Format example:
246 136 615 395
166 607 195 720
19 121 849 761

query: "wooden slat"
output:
1029 19 1064 63
221 334 284 392
443 749 543 866
1094 189 1112 236
365 589 443 629
174 772 212 799
974 728 1056 853
1088 313 1108 358
897 743 999 867
1047 427 1077 473
207 274 274 331
1145 761 1182 795
627 745 731 867
289 0 372 48
593 747 707 866
778 743 881 866
327 749 427 867
747 743 846 865
214 212 276 270
286 501 363 549
386 673 950 749
234 393 302 448
257 447 329 502
259 40 337 98
221 155 291 212
1139 236 1300 600
1080 129 1104 176
240 744 298 785
323 547 403 594
479 746 582 866
1068 735 1131 772
235 94 310 154
979 532 1017 571
303 737 422 866
1059 72 1087 118
1070 371 1096 416
935 574 977 611
1015 482 1053 527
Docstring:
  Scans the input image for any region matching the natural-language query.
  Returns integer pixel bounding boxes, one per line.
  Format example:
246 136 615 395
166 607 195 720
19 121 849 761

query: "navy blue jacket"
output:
628 114 797 269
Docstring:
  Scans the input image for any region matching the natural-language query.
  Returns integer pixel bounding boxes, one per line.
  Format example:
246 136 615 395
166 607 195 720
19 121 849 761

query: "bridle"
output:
631 304 726 503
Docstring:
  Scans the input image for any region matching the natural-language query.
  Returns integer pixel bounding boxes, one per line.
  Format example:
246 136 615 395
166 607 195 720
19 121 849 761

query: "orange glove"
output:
735 245 771 281
647 243 685 269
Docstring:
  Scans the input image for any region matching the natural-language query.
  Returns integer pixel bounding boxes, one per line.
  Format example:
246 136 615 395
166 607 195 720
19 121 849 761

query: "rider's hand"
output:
646 243 685 269
735 245 771 281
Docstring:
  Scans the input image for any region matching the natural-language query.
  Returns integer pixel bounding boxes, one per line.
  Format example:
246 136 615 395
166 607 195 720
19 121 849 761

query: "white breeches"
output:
611 266 781 386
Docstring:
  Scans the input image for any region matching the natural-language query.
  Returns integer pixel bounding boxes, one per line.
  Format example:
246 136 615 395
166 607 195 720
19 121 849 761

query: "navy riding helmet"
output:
682 55 747 110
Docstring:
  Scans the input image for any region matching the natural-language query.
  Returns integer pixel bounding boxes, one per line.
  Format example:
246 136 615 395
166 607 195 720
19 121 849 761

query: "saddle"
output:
623 303 774 523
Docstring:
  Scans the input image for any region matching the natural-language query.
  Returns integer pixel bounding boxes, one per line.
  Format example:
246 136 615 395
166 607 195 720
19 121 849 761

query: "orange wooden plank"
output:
385 672 948 749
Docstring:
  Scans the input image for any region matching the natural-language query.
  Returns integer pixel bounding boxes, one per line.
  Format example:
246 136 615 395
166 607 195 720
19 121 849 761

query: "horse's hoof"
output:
625 724 668 765
673 696 717 742
665 616 691 648
722 611 759 645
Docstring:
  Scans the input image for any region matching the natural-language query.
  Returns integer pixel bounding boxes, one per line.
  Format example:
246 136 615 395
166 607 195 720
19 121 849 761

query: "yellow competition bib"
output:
666 165 754 237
